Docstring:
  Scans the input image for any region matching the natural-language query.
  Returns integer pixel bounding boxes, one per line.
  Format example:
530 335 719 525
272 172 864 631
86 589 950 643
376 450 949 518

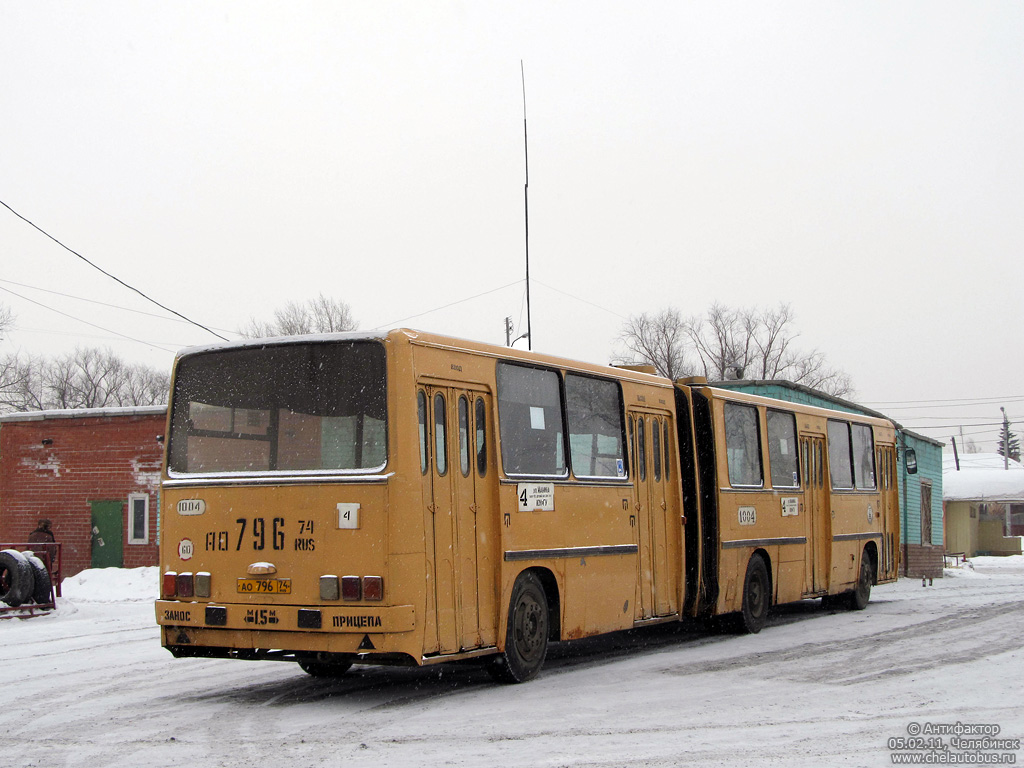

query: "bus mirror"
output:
904 448 918 474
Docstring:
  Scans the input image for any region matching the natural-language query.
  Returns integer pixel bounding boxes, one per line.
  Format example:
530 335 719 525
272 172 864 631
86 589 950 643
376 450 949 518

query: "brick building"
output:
0 406 166 578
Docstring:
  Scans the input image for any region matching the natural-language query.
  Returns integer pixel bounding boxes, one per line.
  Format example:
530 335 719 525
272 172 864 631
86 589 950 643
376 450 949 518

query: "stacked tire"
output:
0 549 53 608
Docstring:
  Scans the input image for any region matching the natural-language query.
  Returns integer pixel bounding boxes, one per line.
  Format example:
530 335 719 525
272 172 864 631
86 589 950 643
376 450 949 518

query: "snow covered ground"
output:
2 561 1023 768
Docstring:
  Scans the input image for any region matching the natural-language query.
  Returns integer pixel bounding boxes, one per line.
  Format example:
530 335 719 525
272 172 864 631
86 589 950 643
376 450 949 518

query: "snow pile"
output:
943 564 988 579
60 566 159 602
970 554 1024 568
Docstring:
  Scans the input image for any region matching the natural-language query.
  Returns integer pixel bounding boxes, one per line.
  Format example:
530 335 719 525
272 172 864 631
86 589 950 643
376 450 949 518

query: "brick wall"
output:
0 408 166 578
903 543 944 579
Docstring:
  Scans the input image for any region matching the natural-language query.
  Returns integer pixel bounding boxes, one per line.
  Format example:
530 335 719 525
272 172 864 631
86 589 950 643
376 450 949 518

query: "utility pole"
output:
1001 407 1010 470
521 61 532 351
1002 406 1011 536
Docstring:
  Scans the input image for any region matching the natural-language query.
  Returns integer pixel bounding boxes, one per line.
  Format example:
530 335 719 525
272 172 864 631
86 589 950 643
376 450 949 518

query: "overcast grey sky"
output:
1 2 1021 450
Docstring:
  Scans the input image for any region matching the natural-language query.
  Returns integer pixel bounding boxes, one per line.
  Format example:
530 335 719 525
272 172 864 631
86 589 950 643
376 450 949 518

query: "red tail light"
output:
176 572 194 598
341 576 361 601
363 576 383 601
162 571 177 598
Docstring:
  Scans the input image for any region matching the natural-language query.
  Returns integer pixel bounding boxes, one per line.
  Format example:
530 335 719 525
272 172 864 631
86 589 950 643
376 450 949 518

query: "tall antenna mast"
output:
521 60 532 351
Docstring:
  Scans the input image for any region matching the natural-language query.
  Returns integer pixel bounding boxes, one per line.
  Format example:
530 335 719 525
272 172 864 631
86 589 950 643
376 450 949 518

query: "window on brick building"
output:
128 493 149 544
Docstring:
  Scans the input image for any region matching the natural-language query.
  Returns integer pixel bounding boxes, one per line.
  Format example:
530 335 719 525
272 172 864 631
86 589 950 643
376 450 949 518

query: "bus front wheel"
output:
488 572 549 683
739 555 770 634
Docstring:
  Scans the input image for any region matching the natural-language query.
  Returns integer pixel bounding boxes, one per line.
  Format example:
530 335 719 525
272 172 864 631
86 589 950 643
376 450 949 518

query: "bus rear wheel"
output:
739 554 770 634
850 552 874 611
488 572 549 683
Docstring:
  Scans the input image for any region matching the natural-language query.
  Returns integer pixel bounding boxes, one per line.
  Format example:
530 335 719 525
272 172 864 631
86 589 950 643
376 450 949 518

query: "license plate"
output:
237 578 291 595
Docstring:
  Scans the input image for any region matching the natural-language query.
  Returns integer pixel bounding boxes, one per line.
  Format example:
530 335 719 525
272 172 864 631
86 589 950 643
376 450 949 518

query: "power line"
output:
900 420 1006 427
370 280 523 329
863 394 1024 406
0 284 178 353
0 198 227 341
532 278 629 320
878 398 1024 412
0 277 237 334
15 324 191 347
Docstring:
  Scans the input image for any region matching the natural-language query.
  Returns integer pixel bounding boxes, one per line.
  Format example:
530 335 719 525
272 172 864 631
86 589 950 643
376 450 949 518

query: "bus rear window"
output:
168 341 386 475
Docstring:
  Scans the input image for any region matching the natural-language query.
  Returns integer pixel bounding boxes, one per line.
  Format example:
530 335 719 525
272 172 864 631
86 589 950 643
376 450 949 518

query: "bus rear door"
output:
420 385 497 655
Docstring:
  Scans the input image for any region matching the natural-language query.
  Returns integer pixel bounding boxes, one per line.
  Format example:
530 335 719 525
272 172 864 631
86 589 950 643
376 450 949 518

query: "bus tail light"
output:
162 571 177 598
176 572 194 598
363 576 383 601
341 576 361 601
195 572 211 598
320 575 340 601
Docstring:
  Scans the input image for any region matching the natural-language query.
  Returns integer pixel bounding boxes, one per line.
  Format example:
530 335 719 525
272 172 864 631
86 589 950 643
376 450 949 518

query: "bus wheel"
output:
850 552 874 611
739 555 770 634
488 572 549 683
298 660 353 678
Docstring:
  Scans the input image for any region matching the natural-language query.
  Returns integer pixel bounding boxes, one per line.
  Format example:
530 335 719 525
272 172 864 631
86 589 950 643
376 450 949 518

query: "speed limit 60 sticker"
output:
178 538 194 561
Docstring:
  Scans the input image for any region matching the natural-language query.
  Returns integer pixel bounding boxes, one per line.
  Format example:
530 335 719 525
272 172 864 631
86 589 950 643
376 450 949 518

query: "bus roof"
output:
173 328 676 389
688 383 896 429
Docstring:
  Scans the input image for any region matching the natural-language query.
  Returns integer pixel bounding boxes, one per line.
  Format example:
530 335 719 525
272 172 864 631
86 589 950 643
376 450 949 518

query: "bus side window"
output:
458 396 470 477
801 440 810 486
434 393 448 477
724 402 763 487
628 417 635 476
827 420 854 490
851 424 876 489
652 417 662 482
418 390 429 475
475 397 487 477
767 410 799 488
815 442 824 488
637 417 647 482
663 420 670 483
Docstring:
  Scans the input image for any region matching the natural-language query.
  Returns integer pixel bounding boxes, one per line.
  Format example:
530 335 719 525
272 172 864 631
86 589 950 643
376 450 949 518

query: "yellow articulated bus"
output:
156 329 899 682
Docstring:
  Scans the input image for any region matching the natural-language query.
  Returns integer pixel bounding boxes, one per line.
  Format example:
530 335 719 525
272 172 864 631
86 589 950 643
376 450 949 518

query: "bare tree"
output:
240 294 357 338
0 304 13 341
617 308 691 379
121 363 171 406
619 302 853 397
0 352 32 410
0 347 169 412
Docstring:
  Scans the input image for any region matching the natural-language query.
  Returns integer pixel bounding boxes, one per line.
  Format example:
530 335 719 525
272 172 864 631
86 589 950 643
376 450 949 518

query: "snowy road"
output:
2 562 1023 768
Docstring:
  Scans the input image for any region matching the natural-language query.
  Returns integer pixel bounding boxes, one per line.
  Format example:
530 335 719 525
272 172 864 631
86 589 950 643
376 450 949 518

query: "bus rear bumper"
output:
156 600 414 633
157 601 418 661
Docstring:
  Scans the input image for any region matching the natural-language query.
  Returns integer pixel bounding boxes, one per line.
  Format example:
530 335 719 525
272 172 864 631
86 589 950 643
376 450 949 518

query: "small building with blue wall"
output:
711 380 945 579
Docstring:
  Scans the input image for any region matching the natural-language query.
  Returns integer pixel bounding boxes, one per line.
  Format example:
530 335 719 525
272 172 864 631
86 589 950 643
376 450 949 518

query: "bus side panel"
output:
497 481 637 641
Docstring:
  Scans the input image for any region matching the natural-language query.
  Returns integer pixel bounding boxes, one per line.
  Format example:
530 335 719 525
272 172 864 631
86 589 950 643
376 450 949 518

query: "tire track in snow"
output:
659 599 1024 684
